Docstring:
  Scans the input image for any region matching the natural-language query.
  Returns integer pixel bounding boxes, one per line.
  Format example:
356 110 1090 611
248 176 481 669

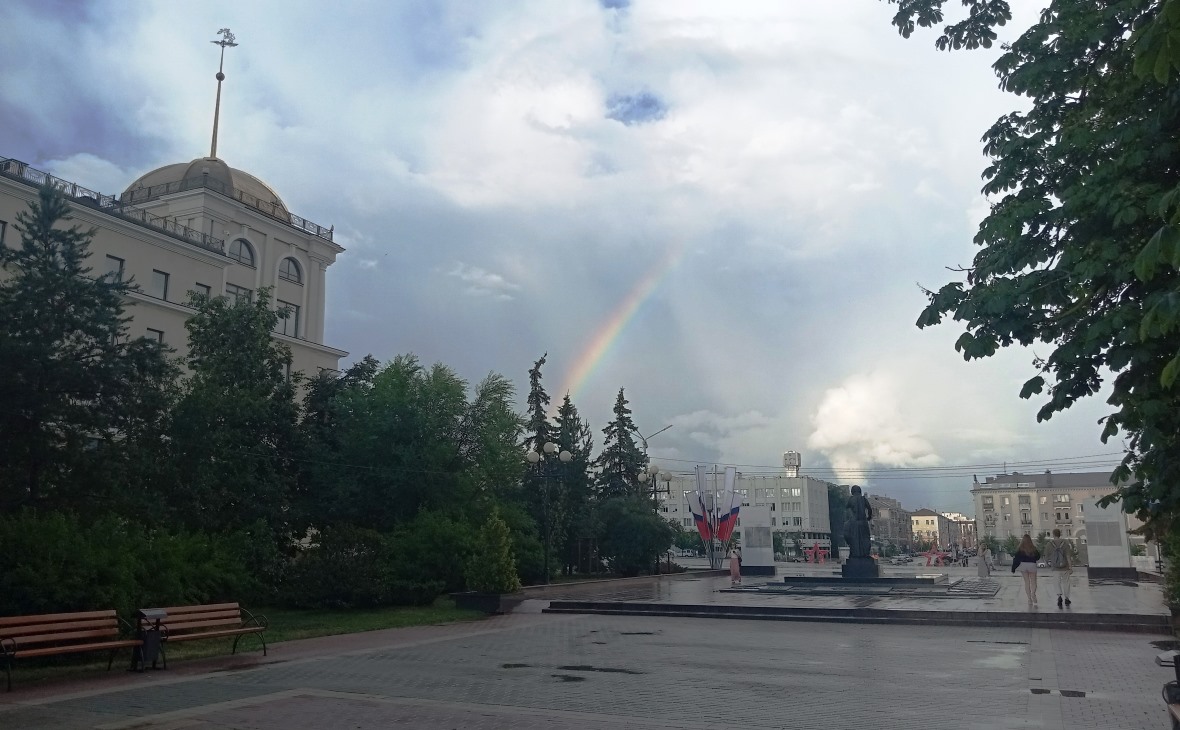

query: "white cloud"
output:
447 263 521 301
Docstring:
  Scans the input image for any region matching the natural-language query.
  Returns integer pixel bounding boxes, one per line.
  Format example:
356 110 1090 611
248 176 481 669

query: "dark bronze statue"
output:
844 485 873 559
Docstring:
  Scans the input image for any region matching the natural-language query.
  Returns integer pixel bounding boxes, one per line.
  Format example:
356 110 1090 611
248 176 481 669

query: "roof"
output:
123 156 288 214
910 508 942 517
976 471 1121 490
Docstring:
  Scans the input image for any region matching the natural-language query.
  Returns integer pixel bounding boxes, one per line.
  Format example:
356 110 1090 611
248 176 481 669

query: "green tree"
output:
1002 534 1021 557
521 354 561 583
167 289 299 534
827 484 849 551
596 496 675 576
554 393 595 574
890 1 1180 526
465 510 521 593
0 181 177 511
594 388 646 499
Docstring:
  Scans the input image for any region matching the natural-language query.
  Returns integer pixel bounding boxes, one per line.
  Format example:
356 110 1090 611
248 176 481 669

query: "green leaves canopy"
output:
894 0 1180 522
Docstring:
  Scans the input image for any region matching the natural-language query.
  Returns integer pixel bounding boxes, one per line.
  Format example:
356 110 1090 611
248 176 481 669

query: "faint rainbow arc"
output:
553 244 685 407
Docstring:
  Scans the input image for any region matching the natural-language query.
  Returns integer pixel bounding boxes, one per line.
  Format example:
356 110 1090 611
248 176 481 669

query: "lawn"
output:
6 599 483 689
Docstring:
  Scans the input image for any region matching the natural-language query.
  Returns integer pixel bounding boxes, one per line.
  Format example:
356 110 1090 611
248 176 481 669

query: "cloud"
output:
447 263 521 301
606 92 667 126
807 372 941 483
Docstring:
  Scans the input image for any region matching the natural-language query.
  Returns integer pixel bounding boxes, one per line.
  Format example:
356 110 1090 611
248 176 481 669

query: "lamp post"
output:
526 441 571 585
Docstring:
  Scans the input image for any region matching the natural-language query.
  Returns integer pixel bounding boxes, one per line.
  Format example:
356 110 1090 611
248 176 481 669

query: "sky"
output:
0 0 1126 515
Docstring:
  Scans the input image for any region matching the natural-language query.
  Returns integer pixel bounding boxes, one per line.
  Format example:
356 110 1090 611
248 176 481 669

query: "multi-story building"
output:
941 512 977 550
971 471 1141 546
910 508 955 549
659 472 834 550
867 494 913 552
0 153 347 376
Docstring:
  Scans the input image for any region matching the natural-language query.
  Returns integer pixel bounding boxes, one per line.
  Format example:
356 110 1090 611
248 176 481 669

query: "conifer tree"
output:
593 388 647 499
0 181 176 509
554 393 594 574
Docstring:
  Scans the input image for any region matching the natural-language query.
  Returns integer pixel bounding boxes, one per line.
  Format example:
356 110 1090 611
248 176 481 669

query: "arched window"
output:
228 238 255 267
278 257 302 284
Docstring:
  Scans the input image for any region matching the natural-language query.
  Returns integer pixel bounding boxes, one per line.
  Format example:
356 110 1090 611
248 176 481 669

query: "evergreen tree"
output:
522 353 551 454
593 388 646 499
554 393 594 574
465 510 522 593
0 181 177 510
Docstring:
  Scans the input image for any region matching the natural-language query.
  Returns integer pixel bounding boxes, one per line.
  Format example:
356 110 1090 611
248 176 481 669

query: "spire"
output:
209 28 238 159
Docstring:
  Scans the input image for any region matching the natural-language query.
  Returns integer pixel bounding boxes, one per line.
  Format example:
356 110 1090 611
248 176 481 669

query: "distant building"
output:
941 512 977 550
659 472 835 550
910 508 955 549
867 494 913 552
970 471 1141 548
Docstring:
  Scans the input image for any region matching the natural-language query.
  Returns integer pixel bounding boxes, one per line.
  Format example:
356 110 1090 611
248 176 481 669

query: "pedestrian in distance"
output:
977 548 991 578
1048 528 1074 608
984 546 994 572
1011 534 1041 606
729 546 742 586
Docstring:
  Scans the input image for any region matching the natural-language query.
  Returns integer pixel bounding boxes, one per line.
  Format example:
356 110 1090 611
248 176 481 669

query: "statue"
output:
843 485 873 559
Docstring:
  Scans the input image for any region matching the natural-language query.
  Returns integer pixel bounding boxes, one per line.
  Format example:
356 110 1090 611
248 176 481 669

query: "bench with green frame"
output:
0 610 141 691
153 602 267 668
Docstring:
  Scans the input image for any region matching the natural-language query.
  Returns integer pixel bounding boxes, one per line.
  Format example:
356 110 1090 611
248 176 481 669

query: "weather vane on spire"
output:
209 28 239 159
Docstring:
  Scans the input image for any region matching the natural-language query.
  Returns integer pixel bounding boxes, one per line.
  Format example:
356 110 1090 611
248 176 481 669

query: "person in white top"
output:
728 547 742 586
1047 528 1074 608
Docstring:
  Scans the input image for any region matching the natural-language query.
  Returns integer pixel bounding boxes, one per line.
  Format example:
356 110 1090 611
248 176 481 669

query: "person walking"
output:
977 547 991 577
1048 529 1074 608
728 546 742 586
984 546 994 572
1011 534 1041 606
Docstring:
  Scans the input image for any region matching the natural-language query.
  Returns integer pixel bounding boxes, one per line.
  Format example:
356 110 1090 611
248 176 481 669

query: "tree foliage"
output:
891 0 1180 523
594 388 646 499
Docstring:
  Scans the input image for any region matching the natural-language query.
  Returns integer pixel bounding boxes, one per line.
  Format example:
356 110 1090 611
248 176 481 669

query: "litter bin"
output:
131 609 167 671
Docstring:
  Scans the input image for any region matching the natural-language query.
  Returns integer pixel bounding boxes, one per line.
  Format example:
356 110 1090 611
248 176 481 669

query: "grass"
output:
5 598 483 689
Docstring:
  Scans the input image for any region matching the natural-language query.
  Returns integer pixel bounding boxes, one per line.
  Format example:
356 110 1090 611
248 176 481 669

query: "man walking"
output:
1048 529 1074 608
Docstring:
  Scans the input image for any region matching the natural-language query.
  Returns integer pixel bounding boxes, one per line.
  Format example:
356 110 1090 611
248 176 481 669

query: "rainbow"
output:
553 242 685 405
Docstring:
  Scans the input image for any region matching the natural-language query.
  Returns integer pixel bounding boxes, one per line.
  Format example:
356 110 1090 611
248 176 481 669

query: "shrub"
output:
388 579 446 606
596 497 675 577
495 504 546 585
386 511 475 593
465 511 521 593
280 524 394 609
0 511 251 616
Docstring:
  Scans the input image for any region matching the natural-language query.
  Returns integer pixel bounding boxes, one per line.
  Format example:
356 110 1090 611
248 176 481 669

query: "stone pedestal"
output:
841 557 880 579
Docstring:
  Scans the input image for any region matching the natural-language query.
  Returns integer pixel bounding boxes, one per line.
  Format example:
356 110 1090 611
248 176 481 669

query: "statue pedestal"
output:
841 557 880 579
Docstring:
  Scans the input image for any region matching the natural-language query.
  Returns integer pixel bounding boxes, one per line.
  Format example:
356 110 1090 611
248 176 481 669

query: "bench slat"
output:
155 603 240 615
165 627 261 642
11 628 121 648
162 609 242 624
1 618 118 638
0 610 116 628
14 639 140 658
165 618 244 633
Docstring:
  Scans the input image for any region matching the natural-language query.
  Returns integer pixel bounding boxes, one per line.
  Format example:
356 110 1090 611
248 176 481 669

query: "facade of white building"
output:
971 471 1141 547
0 155 347 376
658 472 834 549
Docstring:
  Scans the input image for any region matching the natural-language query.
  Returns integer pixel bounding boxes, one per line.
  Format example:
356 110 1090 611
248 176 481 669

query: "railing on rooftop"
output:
120 174 334 243
0 157 226 255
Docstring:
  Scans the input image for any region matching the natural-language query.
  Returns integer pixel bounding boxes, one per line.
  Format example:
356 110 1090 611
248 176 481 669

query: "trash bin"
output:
131 609 167 671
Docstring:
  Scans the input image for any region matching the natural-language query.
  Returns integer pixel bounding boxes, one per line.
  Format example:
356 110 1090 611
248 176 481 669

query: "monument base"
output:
841 558 880 579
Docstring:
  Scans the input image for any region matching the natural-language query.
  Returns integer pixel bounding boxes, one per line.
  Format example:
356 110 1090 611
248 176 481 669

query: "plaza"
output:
0 571 1173 730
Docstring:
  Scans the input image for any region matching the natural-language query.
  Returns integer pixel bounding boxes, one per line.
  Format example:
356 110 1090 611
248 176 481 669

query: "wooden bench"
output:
152 603 267 668
0 610 141 691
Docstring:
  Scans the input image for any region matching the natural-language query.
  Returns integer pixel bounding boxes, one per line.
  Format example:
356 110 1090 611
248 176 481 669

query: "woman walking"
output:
1048 529 1073 608
728 546 742 586
1011 534 1041 606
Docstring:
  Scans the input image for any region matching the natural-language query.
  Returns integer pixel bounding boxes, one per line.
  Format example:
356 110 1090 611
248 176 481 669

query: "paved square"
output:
0 612 1171 729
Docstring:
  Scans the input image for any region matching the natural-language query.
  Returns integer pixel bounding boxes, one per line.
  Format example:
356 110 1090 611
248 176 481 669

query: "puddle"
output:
558 665 644 675
1059 690 1087 698
501 663 531 669
620 631 655 636
975 651 1024 670
552 674 585 682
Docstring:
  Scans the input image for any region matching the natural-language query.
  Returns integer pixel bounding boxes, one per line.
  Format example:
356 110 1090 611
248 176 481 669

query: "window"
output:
105 255 125 281
228 239 255 266
0 220 7 246
1078 504 1084 513
145 328 164 343
1054 494 1071 503
149 270 169 300
191 283 212 299
275 300 300 338
771 517 776 527
793 517 802 527
1042 512 1049 521
1040 496 1048 504
1002 496 1010 506
279 257 302 284
226 283 252 304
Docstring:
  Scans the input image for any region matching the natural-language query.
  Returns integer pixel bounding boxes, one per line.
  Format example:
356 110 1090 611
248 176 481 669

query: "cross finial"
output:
209 28 239 158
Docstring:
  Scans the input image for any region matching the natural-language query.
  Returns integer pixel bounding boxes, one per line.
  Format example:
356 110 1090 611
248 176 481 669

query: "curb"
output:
542 600 1173 634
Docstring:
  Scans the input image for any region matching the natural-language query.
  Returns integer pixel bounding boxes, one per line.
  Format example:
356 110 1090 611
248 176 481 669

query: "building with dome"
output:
0 152 348 376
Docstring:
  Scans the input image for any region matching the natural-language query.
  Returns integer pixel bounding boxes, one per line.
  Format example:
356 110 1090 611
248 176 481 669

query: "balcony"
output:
1 157 225 255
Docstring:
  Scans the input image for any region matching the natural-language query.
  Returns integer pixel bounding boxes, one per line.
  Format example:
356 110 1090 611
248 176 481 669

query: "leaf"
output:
1162 354 1180 389
1019 375 1045 399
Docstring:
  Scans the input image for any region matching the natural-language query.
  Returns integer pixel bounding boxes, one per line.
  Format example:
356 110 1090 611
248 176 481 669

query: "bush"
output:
596 497 675 577
495 504 546 585
465 511 521 593
386 511 475 593
0 511 251 616
388 579 446 606
280 524 394 609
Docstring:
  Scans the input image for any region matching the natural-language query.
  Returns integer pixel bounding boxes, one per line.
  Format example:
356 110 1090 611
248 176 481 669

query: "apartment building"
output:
971 471 1140 546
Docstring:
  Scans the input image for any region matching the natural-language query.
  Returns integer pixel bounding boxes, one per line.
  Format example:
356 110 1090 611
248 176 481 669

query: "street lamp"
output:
527 442 571 584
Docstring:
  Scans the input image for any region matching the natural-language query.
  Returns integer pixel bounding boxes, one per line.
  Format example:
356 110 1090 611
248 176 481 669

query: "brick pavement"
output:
0 611 1172 729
